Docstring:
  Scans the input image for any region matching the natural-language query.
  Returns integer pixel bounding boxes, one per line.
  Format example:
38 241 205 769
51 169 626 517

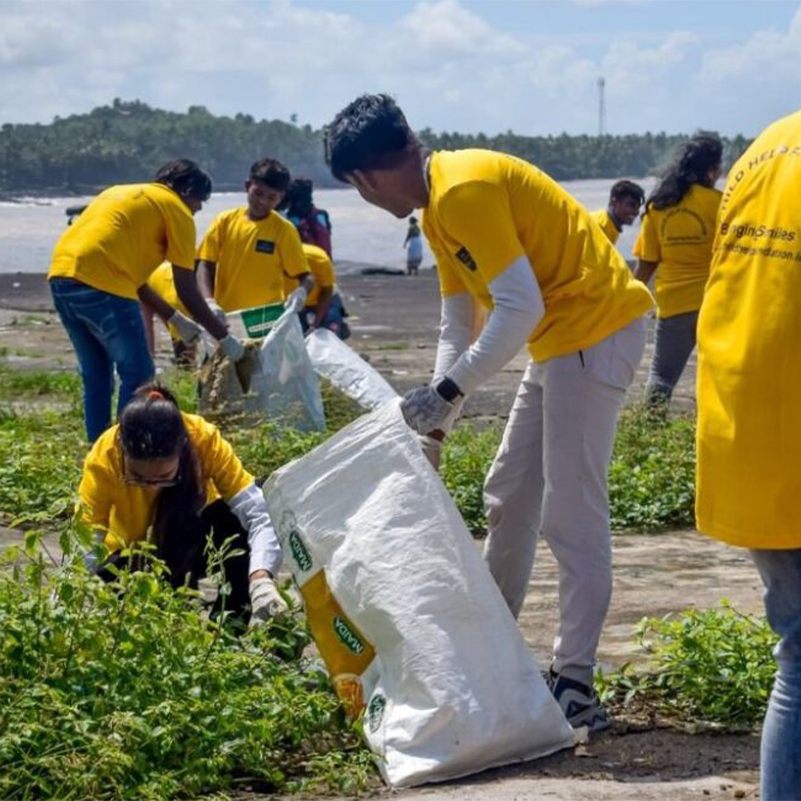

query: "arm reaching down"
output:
227 483 288 623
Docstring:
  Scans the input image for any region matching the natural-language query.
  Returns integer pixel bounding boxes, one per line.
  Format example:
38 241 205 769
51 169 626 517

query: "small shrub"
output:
609 406 696 531
596 601 778 727
0 531 376 799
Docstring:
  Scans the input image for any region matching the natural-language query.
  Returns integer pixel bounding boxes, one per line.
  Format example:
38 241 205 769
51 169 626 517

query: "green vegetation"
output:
0 533 375 799
597 602 777 728
0 99 752 195
608 407 696 531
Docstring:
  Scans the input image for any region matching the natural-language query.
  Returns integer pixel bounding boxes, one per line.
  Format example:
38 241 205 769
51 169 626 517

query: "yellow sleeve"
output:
281 225 309 280
78 445 114 534
162 199 197 269
310 250 335 289
633 211 660 262
438 181 525 285
197 214 224 263
194 418 254 501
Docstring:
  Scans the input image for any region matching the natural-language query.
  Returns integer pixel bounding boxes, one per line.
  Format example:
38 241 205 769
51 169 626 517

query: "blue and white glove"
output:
220 333 246 362
168 311 202 345
401 378 462 434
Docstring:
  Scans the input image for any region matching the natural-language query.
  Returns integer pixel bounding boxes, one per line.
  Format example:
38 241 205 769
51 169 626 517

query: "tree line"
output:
0 98 750 195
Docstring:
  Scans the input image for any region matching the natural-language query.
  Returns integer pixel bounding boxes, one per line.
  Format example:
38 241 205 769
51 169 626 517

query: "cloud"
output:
0 0 798 137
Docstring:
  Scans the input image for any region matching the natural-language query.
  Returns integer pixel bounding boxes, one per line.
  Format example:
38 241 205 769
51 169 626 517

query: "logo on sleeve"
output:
255 239 276 254
455 246 477 272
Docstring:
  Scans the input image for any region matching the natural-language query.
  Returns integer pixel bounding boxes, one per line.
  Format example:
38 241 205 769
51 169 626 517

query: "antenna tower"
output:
597 76 606 136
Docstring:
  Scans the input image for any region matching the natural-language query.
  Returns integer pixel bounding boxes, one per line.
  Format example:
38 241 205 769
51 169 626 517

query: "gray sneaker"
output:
548 669 610 732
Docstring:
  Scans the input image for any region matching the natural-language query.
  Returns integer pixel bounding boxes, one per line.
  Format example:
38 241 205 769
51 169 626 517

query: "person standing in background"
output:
695 109 801 801
590 180 645 246
48 159 243 442
404 216 423 275
634 133 723 410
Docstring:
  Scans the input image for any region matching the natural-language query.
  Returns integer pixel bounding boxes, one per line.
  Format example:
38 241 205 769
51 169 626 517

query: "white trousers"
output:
483 317 646 678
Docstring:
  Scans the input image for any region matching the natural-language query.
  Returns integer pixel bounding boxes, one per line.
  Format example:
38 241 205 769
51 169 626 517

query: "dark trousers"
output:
96 500 251 624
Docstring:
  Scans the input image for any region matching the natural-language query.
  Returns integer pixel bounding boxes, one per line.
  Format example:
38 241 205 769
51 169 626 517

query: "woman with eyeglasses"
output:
78 382 287 626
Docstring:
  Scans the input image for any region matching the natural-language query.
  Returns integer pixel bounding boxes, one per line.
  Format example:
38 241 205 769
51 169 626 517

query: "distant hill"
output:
0 98 750 195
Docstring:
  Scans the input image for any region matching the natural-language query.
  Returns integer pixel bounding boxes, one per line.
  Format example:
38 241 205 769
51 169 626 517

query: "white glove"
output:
419 434 443 471
219 333 245 362
249 576 289 624
205 298 228 326
285 287 307 315
401 384 454 434
168 311 202 345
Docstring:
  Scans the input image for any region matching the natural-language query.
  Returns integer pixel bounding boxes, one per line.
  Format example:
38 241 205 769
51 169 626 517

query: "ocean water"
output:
0 178 654 275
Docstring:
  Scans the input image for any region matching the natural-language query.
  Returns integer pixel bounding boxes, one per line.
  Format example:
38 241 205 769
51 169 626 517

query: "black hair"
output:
280 177 314 217
609 179 645 206
154 159 212 202
248 158 291 192
119 382 204 576
324 94 417 182
646 132 722 211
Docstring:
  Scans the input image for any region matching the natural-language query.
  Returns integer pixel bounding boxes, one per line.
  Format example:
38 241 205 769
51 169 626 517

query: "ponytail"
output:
119 382 205 578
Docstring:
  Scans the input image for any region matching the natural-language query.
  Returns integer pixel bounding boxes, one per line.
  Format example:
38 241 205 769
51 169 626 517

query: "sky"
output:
1 0 800 137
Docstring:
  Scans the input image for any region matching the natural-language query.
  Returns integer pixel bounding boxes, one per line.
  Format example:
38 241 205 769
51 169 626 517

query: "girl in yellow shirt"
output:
80 382 287 627
634 133 723 409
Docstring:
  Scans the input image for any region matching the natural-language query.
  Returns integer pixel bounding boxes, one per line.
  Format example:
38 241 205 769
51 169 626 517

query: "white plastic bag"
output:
253 309 326 431
263 400 575 788
305 328 398 410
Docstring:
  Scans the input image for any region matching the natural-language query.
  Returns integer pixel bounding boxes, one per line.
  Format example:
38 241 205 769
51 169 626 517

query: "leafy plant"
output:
608 406 696 531
0 530 376 799
596 601 778 727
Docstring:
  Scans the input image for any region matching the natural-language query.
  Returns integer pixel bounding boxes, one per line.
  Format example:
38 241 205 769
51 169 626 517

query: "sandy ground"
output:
0 272 761 800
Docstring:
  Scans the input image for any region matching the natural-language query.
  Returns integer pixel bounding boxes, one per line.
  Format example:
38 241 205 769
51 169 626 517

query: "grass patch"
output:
0 366 82 401
596 602 777 728
608 406 696 531
0 533 376 799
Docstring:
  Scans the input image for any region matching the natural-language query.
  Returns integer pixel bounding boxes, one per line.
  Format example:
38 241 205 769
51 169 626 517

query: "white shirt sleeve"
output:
227 484 283 577
446 255 544 395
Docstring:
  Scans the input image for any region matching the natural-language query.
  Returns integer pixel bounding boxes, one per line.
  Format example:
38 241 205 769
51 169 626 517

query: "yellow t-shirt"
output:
633 184 722 318
198 207 308 312
285 244 336 308
696 110 801 550
79 413 253 551
422 150 653 362
145 262 190 340
48 183 196 300
590 209 620 245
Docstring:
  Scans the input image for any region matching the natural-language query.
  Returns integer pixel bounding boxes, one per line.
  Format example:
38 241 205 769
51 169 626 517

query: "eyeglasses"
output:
121 456 182 488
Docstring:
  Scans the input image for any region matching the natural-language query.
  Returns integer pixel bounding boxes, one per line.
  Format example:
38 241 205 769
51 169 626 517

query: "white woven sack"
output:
263 400 575 787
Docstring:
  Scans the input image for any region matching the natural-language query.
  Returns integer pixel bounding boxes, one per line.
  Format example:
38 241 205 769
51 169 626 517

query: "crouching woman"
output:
78 382 286 625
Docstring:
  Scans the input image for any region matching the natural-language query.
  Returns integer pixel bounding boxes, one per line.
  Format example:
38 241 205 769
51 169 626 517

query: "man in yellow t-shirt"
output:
48 159 245 442
197 158 311 320
589 180 645 246
633 132 723 409
695 111 801 801
325 94 653 732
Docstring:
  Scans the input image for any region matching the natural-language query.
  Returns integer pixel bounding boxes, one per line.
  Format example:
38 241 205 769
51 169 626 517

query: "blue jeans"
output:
750 548 801 801
50 278 154 442
645 310 698 407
